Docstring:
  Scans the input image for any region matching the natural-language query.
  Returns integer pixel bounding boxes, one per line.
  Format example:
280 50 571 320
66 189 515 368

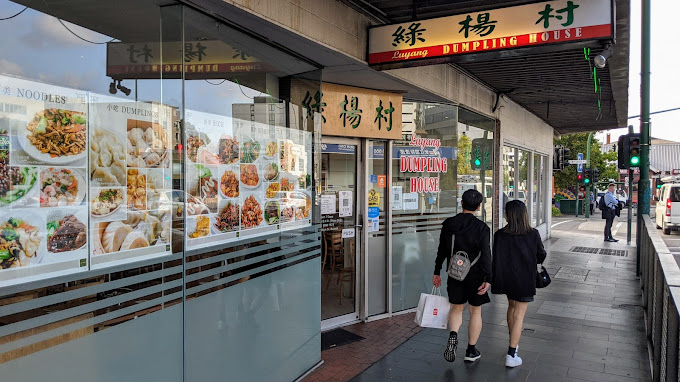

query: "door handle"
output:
355 225 363 228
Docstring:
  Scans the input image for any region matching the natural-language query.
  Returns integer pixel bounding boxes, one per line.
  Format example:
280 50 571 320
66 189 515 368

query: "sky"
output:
597 0 680 144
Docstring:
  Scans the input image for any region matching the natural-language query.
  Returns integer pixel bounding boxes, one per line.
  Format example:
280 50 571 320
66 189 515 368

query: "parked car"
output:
616 189 629 207
655 184 680 235
508 190 527 206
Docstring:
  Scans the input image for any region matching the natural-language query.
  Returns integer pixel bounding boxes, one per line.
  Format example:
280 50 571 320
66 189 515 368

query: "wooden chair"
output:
322 231 344 290
337 238 355 305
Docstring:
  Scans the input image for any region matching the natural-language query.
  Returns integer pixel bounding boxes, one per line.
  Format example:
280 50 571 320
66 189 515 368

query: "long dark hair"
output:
503 200 532 235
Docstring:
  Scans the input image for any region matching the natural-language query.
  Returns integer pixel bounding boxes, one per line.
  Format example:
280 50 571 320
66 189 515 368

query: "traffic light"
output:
629 135 641 167
561 148 571 170
618 133 641 169
471 138 492 170
553 146 571 171
577 171 584 184
593 167 600 183
583 168 592 185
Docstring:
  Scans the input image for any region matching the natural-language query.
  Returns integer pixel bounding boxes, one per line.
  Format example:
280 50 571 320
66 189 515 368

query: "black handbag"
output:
536 265 551 288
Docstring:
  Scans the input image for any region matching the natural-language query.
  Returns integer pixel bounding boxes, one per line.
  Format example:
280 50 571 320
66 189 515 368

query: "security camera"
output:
594 43 614 69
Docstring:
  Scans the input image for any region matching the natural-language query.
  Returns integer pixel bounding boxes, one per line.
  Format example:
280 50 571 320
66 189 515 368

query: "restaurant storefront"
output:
319 98 497 327
0 1 322 381
0 0 613 381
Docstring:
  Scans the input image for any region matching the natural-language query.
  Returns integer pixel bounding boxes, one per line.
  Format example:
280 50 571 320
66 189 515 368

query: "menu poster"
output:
184 109 313 250
0 75 89 286
88 95 174 269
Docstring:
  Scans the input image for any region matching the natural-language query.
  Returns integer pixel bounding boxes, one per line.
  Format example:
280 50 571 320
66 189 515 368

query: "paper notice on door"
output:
392 186 403 210
339 191 353 217
403 193 419 210
342 228 355 238
321 194 337 215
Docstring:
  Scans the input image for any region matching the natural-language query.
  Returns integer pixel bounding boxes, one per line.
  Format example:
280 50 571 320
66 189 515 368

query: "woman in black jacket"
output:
492 200 547 368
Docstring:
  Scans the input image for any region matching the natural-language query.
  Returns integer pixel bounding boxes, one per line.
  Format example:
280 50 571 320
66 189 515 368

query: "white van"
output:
655 184 680 235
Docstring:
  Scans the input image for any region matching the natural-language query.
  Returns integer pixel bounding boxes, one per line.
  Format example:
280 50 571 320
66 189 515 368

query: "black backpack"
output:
598 196 606 211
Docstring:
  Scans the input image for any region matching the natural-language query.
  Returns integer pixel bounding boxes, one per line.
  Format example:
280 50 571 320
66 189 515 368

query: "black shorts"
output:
507 295 534 303
446 276 490 306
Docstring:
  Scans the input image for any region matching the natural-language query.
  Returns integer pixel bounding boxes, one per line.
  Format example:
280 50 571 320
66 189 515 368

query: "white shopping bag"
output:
414 287 450 329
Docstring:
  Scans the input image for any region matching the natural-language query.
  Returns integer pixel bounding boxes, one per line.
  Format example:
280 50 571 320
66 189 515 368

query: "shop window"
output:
392 103 494 312
0 1 322 380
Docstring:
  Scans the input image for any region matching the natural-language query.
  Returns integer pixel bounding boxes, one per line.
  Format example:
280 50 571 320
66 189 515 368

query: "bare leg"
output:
468 305 482 345
509 301 529 348
507 299 515 335
449 304 465 332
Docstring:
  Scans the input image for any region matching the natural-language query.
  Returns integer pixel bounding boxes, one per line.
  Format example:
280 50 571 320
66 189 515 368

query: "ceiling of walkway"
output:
351 0 630 135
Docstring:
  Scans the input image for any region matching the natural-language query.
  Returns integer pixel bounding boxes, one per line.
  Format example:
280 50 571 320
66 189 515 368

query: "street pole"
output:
627 125 634 245
637 0 651 273
575 182 579 217
585 132 594 218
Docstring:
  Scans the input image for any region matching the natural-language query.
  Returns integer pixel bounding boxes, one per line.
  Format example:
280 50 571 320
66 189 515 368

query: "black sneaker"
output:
464 347 481 362
444 334 458 362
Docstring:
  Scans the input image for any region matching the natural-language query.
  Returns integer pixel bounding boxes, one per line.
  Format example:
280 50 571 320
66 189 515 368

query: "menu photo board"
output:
87 94 174 269
0 75 90 286
184 109 312 251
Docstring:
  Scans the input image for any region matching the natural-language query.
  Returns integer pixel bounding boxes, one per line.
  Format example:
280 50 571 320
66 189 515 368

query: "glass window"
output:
392 104 494 311
0 2 322 381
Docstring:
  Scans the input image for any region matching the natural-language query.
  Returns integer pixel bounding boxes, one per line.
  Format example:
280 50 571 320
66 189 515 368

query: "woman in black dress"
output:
492 200 546 368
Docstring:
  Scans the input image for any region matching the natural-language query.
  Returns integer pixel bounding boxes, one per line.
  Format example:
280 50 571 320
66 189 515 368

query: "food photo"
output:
214 200 240 233
90 127 126 186
46 212 87 254
126 120 169 168
0 214 44 269
22 109 87 164
90 188 125 217
93 210 171 255
39 168 86 208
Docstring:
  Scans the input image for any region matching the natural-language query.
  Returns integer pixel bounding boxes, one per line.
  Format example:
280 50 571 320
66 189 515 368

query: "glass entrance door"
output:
320 138 360 325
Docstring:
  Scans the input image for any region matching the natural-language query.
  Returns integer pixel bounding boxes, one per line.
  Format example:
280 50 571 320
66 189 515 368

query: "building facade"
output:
0 0 629 381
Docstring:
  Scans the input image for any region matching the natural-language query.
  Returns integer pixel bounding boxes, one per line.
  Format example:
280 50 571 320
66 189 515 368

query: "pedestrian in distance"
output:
601 183 619 242
492 200 547 368
433 189 492 364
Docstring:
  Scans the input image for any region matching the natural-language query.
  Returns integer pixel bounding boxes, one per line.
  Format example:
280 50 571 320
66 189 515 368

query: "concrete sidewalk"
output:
351 231 651 382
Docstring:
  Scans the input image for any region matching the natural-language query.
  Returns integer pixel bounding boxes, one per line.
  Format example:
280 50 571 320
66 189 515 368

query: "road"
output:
551 207 680 263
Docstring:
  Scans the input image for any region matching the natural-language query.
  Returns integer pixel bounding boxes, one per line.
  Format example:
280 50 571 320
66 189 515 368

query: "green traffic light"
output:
474 159 481 166
584 179 590 184
630 156 640 166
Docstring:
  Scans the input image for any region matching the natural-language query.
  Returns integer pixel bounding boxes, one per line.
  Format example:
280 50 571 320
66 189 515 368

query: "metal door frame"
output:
320 136 363 330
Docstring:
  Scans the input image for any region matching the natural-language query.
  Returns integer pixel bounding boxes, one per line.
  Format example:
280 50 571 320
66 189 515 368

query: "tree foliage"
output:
457 134 472 175
553 133 619 190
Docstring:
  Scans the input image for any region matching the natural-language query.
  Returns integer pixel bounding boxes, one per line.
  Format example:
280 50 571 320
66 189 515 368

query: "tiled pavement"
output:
304 313 423 382
349 230 652 382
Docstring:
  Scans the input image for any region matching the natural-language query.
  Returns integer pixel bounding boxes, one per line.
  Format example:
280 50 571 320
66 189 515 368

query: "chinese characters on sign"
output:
459 13 497 38
369 0 613 65
107 41 267 78
536 1 579 28
311 83 402 140
339 95 362 129
392 23 427 47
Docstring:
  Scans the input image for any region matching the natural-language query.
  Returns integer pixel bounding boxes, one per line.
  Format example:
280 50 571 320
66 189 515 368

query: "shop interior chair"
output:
323 231 344 290
338 239 355 305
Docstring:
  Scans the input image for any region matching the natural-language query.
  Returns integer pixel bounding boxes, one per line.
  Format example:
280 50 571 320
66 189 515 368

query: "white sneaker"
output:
505 354 523 368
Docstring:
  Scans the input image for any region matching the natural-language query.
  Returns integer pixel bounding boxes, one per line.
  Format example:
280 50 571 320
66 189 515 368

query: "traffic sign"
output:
568 160 587 164
577 153 584 172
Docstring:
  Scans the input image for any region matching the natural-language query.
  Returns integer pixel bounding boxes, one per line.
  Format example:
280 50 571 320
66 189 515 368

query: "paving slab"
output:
349 231 651 382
